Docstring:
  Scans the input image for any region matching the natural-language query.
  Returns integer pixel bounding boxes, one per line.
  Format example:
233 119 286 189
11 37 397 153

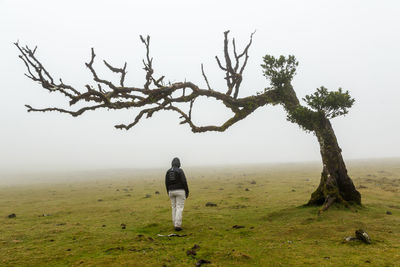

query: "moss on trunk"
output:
307 118 361 208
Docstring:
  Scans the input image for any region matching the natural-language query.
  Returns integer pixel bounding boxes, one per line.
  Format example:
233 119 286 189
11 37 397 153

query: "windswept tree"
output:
15 31 360 211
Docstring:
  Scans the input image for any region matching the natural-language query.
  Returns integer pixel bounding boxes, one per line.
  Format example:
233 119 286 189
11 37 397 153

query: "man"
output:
165 157 189 231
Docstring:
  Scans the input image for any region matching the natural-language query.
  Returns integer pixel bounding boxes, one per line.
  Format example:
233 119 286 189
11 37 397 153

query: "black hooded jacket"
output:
165 157 189 198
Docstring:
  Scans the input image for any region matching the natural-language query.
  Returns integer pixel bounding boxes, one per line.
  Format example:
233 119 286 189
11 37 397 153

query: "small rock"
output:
186 249 197 256
205 202 217 207
245 188 250 191
343 236 358 242
287 240 293 244
66 248 71 251
49 239 55 242
232 225 245 229
323 256 330 260
8 213 16 218
155 191 160 194
121 223 126 229
102 224 106 227
358 185 368 189
355 229 371 244
250 180 256 184
386 211 392 215
291 189 296 192
97 199 103 202
145 194 151 198
196 259 211 267
38 214 51 217
365 260 371 263
116 189 119 191
219 188 224 190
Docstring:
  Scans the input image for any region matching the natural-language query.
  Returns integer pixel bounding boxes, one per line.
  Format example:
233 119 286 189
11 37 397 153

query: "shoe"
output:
174 227 182 231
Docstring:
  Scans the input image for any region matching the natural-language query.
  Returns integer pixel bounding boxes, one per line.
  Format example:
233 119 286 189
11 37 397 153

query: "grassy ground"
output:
0 159 399 266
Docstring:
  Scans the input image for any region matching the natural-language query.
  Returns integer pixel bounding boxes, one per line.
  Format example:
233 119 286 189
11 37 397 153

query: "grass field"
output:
1 159 399 266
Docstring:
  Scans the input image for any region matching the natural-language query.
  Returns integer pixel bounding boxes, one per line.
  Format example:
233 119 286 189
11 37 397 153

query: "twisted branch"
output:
215 30 255 99
16 31 277 132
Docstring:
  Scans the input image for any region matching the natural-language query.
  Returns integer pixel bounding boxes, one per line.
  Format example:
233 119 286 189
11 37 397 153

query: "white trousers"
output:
169 189 186 227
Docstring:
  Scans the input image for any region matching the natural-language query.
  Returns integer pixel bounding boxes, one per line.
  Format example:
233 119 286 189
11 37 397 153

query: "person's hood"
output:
171 157 181 168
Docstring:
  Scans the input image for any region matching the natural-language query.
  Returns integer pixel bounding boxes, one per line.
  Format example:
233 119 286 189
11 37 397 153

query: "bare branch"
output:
223 30 235 74
140 35 154 89
232 38 239 72
85 48 118 91
188 99 194 120
15 42 80 100
16 31 276 132
215 56 227 71
103 60 127 87
166 104 254 133
115 103 167 130
238 30 256 75
201 64 212 90
212 31 256 99
25 104 107 117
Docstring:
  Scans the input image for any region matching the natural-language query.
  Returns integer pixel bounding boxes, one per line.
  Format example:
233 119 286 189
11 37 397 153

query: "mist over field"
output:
1 158 399 265
1 0 399 175
1 158 398 187
2 3 400 265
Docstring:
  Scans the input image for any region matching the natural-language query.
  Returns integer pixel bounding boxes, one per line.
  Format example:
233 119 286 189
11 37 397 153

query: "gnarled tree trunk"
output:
307 118 361 210
279 84 361 210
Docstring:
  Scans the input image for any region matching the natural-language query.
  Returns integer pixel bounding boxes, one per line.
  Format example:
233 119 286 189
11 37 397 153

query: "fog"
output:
1 0 399 174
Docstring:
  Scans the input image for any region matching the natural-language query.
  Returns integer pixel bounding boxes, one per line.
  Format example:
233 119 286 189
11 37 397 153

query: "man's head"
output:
171 157 181 168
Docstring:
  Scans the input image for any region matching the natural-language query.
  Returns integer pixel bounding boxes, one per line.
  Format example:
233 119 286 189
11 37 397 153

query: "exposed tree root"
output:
318 195 336 215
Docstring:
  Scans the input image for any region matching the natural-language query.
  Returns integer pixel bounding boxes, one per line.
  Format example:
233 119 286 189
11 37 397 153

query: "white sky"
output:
0 0 399 173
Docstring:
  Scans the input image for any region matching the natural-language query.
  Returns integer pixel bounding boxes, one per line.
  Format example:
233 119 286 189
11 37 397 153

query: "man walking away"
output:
165 157 189 231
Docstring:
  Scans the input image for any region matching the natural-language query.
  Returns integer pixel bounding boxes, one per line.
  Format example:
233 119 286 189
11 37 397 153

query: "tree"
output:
15 31 361 211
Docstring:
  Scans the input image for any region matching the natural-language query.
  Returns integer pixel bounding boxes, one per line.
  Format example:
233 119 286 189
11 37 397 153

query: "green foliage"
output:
304 87 355 119
261 55 298 87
